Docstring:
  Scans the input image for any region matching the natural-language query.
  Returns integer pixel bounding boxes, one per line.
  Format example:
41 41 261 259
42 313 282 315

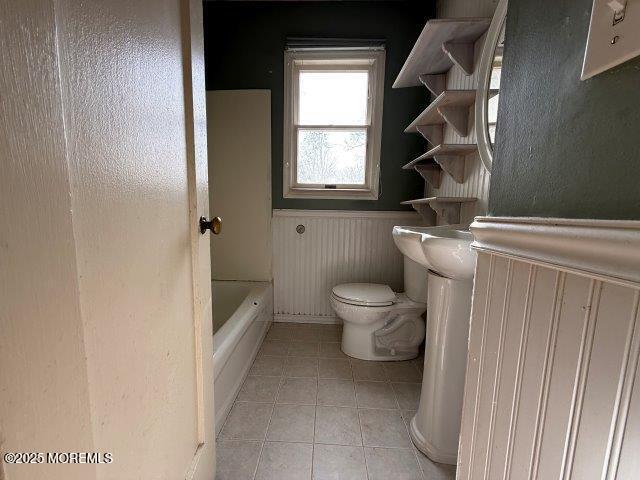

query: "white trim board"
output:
273 209 422 220
470 216 640 287
274 314 342 325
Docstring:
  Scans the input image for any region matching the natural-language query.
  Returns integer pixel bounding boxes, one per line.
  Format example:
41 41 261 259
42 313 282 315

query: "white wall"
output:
272 210 423 322
458 218 640 480
207 90 272 282
0 3 95 478
1 1 213 479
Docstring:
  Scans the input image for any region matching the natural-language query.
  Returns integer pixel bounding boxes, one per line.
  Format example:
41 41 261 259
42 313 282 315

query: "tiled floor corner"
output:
215 322 455 480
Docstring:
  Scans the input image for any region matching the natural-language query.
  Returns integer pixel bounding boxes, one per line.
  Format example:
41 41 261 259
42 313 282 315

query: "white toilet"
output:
330 257 427 361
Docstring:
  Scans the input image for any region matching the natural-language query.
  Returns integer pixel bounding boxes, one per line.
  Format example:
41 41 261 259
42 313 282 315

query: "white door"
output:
0 0 215 479
182 0 217 478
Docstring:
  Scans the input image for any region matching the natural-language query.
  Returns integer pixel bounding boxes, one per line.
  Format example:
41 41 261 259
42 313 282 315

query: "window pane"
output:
297 129 367 185
299 71 368 125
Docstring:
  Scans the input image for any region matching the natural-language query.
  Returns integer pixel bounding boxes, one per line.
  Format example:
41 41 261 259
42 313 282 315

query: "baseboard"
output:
274 314 342 325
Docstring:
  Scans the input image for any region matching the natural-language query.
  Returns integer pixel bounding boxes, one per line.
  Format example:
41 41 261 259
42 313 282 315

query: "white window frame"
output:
283 48 385 200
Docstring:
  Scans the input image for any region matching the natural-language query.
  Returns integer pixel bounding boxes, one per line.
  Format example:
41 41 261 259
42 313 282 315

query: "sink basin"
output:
392 225 475 280
420 226 476 280
392 226 434 268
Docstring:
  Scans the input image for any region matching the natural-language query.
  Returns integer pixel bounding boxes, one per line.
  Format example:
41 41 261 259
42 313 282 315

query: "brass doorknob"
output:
199 216 222 235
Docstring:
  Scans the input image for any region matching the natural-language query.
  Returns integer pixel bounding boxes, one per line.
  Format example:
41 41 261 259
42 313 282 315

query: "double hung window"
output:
283 48 385 199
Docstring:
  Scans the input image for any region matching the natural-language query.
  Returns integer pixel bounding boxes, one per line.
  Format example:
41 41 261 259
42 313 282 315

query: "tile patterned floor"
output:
216 322 456 480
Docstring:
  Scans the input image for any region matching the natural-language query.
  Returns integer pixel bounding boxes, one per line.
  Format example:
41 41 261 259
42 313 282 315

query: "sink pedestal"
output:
410 272 473 465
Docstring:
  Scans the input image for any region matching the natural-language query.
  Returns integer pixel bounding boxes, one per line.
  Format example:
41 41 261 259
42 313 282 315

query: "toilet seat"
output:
331 283 396 307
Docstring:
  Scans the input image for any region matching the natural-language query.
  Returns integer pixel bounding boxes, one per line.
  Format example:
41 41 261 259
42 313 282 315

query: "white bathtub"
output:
212 280 272 435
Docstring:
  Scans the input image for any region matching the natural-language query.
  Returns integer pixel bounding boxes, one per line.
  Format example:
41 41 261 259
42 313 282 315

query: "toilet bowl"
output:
330 257 428 361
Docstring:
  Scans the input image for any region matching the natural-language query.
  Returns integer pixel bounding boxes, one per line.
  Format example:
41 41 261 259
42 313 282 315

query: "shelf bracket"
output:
418 74 446 96
441 42 475 75
409 204 437 224
428 200 462 225
437 105 470 137
414 164 442 188
433 155 465 183
415 125 444 146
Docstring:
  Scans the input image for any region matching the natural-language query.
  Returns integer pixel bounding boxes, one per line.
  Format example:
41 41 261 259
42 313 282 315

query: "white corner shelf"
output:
393 18 491 88
405 90 476 137
401 196 477 224
403 143 477 184
403 143 477 169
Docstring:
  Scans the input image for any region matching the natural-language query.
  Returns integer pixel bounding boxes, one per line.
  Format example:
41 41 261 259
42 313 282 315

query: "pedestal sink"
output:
392 225 475 465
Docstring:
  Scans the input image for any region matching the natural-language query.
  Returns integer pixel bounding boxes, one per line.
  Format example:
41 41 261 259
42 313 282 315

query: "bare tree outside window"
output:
297 130 366 185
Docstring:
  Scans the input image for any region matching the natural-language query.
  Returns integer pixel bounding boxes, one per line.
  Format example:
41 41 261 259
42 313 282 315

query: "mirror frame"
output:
475 0 508 174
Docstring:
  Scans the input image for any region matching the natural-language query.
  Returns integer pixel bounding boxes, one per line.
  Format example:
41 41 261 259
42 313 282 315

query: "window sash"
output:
293 126 370 188
293 63 373 128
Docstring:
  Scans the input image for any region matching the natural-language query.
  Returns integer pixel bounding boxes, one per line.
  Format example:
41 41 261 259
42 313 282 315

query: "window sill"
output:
284 187 379 201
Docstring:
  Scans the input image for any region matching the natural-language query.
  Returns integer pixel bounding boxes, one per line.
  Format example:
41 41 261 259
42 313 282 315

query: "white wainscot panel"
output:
272 210 423 322
458 217 640 480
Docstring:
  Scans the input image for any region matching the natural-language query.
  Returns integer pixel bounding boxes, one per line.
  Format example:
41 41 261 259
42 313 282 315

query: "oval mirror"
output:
476 0 508 173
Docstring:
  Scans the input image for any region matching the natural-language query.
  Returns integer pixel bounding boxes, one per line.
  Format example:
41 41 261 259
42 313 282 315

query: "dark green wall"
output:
203 1 434 210
490 0 640 220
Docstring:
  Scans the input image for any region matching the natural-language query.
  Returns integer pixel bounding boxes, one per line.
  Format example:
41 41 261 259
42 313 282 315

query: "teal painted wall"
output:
203 1 434 211
490 0 640 220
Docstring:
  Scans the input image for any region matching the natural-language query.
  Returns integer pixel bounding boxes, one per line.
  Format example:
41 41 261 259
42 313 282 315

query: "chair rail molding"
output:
470 217 640 287
458 216 640 480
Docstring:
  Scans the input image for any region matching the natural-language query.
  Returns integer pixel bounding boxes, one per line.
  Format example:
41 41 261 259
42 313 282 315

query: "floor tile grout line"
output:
217 367 266 441
400 403 427 479
390 380 403 411
311 359 319 480
356 390 371 480
249 374 280 480
253 437 422 451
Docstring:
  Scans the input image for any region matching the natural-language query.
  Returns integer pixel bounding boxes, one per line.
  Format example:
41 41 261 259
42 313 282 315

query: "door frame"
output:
181 0 216 478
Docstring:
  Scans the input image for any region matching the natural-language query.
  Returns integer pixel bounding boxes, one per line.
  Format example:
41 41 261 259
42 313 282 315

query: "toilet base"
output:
341 316 420 361
330 292 426 362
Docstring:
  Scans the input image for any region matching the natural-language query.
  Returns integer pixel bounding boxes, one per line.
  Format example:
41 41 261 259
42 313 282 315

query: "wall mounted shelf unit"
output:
395 17 490 221
393 18 491 88
405 90 475 137
401 196 477 224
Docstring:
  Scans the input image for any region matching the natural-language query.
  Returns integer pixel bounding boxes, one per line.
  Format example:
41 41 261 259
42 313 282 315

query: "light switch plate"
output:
581 0 640 79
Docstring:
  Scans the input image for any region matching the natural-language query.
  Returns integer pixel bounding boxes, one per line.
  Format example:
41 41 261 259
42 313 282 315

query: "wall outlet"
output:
581 0 640 79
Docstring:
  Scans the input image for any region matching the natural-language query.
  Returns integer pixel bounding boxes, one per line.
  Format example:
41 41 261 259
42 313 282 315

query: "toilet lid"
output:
332 283 396 307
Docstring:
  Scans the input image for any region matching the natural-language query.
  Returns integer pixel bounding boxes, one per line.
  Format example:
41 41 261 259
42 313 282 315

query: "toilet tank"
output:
404 256 428 303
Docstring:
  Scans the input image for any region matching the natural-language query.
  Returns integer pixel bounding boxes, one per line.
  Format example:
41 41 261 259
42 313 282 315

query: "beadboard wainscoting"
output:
458 217 640 480
272 209 423 323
